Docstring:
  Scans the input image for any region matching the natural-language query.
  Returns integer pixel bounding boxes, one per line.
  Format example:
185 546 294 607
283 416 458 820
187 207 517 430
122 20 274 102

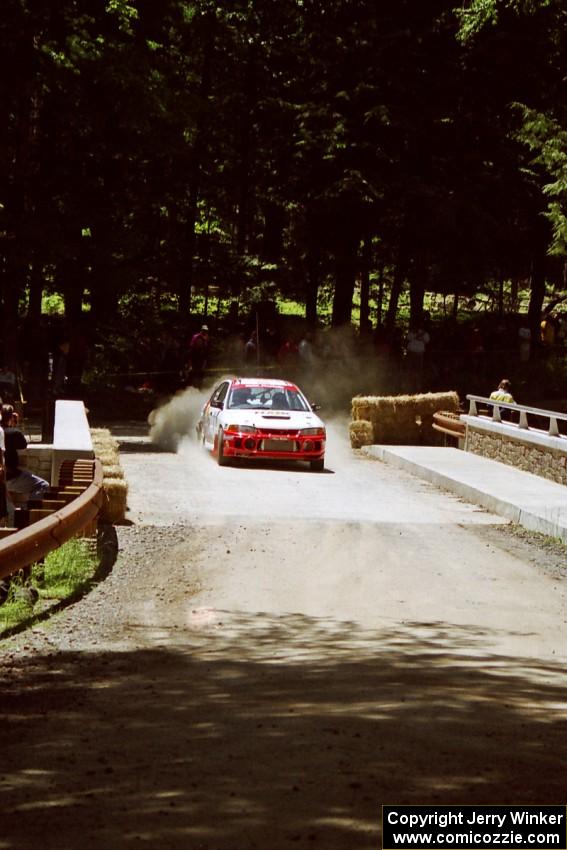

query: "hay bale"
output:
350 391 460 445
91 427 122 471
100 477 128 524
349 420 374 448
91 428 118 447
95 449 121 470
351 397 376 422
102 463 124 480
91 428 127 520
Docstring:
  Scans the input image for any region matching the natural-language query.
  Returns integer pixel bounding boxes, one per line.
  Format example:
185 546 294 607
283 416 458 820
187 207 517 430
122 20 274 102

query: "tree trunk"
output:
331 228 359 327
1 276 22 370
376 263 385 326
385 253 407 332
62 257 86 322
359 235 371 332
180 12 215 315
236 44 257 256
528 219 549 342
90 271 119 327
27 258 43 322
305 254 320 327
409 263 426 328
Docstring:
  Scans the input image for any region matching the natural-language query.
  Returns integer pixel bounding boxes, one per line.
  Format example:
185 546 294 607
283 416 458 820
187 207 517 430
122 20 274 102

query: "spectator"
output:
298 331 315 367
540 314 556 347
2 404 50 518
187 324 210 388
406 324 430 390
489 378 515 421
244 331 258 365
489 378 515 403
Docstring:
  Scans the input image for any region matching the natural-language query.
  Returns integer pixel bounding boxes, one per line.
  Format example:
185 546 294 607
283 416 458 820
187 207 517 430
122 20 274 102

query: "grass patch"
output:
0 538 99 638
39 538 98 599
0 594 36 632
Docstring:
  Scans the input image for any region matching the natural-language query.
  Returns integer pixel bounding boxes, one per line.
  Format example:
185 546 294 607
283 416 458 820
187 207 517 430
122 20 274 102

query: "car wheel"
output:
217 429 229 466
310 458 324 472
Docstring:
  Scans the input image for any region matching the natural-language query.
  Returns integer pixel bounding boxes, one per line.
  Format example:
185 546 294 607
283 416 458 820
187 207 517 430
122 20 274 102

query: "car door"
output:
205 381 230 442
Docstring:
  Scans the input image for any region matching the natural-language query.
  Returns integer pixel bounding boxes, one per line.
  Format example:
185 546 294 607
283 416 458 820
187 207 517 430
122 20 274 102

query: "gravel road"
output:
1 401 566 850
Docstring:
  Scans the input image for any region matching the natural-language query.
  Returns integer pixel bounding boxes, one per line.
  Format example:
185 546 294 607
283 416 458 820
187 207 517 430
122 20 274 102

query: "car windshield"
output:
227 385 309 412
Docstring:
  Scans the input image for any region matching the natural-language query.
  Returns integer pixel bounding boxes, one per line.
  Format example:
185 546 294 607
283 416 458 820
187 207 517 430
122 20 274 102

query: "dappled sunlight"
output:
1 616 565 849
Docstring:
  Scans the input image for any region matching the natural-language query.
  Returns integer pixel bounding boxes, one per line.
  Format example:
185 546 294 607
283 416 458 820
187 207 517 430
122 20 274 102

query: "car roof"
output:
230 377 297 390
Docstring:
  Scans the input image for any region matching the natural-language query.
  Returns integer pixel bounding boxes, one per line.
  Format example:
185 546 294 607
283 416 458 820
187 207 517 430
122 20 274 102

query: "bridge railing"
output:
466 395 567 438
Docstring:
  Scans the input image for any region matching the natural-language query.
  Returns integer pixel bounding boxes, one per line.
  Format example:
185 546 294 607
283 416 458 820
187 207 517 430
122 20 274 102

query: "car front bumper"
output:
221 429 325 461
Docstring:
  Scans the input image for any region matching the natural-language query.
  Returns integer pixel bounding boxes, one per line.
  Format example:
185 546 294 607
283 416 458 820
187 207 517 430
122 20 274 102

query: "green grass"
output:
39 538 97 599
0 538 98 637
0 594 36 632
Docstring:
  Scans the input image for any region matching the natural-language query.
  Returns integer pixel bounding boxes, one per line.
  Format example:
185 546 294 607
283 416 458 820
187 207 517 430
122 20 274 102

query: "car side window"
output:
211 382 229 407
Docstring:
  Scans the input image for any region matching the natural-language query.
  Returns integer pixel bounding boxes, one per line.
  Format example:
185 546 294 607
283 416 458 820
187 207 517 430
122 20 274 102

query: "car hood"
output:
224 409 324 430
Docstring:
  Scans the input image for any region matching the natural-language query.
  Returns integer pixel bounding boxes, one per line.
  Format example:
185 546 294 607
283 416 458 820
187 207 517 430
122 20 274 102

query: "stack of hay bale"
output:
90 428 128 524
350 391 460 448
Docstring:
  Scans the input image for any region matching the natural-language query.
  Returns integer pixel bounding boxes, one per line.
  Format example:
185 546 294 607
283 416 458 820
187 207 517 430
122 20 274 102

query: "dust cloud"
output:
147 385 210 452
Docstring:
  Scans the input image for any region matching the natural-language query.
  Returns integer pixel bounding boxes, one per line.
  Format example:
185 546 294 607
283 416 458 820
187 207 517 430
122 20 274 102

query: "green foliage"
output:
513 105 567 255
42 293 66 315
456 0 499 43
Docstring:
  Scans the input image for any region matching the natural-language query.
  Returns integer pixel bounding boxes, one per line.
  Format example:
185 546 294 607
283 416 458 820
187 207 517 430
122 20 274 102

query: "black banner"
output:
383 806 567 850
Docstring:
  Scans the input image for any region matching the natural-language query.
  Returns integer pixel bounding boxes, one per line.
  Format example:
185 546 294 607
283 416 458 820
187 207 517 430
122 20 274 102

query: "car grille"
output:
256 428 299 437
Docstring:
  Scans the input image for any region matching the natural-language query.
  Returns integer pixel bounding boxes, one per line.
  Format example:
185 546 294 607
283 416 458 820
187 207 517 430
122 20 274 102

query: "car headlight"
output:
301 427 325 436
226 424 256 433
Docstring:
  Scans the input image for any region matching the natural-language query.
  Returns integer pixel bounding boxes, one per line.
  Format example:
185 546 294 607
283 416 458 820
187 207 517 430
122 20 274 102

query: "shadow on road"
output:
1 615 565 849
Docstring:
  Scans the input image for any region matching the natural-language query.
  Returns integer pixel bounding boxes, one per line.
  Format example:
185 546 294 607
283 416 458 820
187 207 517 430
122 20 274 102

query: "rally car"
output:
196 377 326 471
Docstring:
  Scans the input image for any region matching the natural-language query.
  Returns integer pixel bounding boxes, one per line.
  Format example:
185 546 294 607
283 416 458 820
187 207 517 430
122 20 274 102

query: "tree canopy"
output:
1 0 565 354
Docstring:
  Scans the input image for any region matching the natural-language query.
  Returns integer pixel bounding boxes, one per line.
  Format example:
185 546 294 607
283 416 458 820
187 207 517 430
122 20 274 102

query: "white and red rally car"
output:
196 377 326 471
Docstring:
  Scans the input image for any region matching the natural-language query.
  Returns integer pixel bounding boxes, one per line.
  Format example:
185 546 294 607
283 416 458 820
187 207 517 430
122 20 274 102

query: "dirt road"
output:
1 412 566 850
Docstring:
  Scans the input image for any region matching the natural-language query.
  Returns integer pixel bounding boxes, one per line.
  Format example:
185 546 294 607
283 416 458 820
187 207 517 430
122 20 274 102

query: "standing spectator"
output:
187 324 210 388
243 331 258 365
406 324 430 390
277 336 299 368
298 331 315 367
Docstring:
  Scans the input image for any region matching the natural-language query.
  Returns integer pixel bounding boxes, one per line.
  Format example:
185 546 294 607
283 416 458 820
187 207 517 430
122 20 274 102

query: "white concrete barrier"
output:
51 400 94 484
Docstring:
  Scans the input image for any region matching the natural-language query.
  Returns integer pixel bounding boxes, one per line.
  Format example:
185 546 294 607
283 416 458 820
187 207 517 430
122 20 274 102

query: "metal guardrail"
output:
0 460 105 581
432 410 466 438
466 395 567 438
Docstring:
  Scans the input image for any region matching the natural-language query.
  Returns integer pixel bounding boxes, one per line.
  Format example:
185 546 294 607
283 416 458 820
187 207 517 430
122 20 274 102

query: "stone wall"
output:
18 446 53 484
463 418 567 486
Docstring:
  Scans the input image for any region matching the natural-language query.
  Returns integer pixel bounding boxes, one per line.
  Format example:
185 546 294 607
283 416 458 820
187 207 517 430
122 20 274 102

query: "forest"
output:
1 0 566 398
